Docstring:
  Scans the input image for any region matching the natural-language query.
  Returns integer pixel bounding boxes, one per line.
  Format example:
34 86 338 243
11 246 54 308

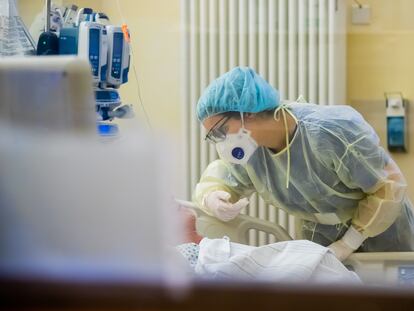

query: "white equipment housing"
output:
106 25 130 87
78 21 108 84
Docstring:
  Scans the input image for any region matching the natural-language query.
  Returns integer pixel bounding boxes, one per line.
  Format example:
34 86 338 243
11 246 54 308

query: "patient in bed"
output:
176 207 361 284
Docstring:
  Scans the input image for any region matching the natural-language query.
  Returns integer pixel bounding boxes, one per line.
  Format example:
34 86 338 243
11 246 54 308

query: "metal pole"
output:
45 0 51 32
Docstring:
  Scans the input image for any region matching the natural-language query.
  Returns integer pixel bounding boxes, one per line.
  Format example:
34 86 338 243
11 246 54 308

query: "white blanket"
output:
195 238 360 284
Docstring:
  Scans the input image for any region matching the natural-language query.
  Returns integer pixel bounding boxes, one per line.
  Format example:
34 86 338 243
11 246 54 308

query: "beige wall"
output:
101 0 181 135
347 0 414 202
17 0 44 27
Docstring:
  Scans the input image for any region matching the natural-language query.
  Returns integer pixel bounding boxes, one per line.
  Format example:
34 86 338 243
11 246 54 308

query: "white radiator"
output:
181 0 346 245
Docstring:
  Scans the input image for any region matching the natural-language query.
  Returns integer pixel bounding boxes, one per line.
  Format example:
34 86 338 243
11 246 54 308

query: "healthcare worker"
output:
193 66 414 261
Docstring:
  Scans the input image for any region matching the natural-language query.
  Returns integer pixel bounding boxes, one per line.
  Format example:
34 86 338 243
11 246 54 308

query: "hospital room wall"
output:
347 0 414 203
100 0 185 198
100 0 182 136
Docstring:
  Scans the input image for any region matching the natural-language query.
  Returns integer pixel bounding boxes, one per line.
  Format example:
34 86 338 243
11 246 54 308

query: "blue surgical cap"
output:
196 67 280 122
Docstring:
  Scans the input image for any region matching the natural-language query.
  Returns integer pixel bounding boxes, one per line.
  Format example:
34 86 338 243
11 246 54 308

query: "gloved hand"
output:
203 191 249 222
328 226 366 261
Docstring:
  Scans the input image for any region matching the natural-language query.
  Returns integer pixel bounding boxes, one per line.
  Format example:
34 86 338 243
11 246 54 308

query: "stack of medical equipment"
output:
36 2 133 136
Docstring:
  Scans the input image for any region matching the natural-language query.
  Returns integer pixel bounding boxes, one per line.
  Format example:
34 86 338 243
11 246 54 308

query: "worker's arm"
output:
193 159 255 217
329 130 406 260
351 159 406 237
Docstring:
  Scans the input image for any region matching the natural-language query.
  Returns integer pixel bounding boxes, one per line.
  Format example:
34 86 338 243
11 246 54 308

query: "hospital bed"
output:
177 200 414 286
177 200 292 244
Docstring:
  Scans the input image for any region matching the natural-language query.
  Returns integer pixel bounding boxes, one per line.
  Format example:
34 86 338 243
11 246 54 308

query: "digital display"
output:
89 28 100 77
113 33 123 58
111 32 124 79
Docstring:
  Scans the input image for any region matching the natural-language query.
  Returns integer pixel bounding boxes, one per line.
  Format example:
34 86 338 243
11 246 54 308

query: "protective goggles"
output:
204 116 230 144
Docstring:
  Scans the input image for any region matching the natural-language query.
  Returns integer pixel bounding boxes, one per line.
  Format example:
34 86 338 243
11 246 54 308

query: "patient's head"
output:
178 206 203 244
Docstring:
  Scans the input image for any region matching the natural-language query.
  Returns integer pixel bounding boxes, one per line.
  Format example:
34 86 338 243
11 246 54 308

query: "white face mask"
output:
216 128 258 165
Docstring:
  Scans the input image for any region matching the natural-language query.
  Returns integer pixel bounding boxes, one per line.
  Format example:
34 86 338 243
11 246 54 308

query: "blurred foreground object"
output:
0 56 182 284
0 56 95 133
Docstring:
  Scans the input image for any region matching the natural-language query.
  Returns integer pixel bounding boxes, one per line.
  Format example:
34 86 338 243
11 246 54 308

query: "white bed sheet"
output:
195 237 361 284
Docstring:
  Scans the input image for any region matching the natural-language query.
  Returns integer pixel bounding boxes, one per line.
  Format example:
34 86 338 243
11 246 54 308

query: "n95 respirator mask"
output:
216 128 258 165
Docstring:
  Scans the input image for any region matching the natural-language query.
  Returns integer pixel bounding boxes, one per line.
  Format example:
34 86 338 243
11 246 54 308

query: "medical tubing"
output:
353 0 363 9
114 0 152 131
